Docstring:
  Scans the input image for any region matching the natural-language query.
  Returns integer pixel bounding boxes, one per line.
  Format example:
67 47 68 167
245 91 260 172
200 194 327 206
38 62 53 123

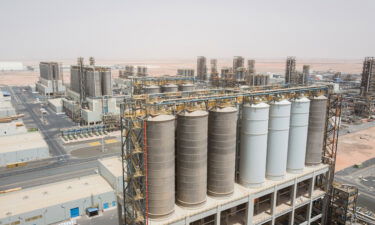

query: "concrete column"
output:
216 206 221 225
246 196 254 225
307 172 316 223
271 187 277 225
290 179 298 225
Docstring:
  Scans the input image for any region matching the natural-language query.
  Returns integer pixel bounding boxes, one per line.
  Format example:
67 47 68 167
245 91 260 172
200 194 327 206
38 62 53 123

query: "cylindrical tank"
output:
239 102 269 187
207 107 237 196
176 110 208 207
287 97 310 173
162 84 178 93
305 95 328 165
178 84 195 92
144 85 161 94
101 71 112 95
146 115 175 218
266 99 291 180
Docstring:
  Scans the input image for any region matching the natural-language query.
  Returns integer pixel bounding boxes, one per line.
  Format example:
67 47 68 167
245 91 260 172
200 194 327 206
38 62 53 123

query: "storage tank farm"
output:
136 90 330 221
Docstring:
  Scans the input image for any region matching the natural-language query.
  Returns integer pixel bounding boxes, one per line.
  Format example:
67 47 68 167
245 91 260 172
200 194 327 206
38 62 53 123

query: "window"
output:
112 201 116 207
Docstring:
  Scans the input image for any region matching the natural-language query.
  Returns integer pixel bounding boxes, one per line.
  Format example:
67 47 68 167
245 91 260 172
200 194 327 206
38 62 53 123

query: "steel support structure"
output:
321 93 343 225
121 99 147 225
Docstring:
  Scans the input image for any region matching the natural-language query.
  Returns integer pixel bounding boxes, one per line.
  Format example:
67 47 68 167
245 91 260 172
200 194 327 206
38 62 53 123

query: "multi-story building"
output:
36 62 66 96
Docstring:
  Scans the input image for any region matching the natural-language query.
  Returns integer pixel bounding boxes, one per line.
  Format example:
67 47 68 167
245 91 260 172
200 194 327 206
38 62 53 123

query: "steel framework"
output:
120 85 335 225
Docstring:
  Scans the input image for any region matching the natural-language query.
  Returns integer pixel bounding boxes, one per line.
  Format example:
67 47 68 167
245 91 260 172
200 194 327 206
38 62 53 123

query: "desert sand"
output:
336 127 375 171
0 58 363 86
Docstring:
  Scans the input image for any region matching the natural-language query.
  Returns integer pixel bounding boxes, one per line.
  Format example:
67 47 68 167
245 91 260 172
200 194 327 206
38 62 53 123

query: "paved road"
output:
0 86 121 190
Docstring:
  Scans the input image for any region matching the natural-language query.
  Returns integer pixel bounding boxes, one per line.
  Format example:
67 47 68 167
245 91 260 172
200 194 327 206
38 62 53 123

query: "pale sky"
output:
0 0 374 60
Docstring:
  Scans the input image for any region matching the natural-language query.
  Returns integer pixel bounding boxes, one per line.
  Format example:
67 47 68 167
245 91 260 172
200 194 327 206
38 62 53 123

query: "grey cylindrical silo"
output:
162 84 178 93
287 97 310 173
101 71 112 95
144 85 161 94
239 102 269 187
305 95 328 165
178 84 195 92
207 107 237 197
147 115 175 218
266 99 291 180
176 110 208 207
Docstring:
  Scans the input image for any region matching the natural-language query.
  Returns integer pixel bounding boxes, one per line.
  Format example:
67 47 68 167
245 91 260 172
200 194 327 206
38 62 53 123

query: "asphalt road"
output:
0 86 121 191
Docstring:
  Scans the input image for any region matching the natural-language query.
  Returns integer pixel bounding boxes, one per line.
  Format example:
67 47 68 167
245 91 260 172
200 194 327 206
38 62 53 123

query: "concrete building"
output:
47 98 63 113
177 69 195 77
36 62 66 96
197 56 207 81
0 175 117 225
0 132 49 167
0 62 24 71
285 57 297 85
98 156 123 195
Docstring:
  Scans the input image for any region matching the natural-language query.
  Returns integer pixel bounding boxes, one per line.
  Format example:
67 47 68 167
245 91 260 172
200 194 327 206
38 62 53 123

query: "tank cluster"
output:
145 94 328 218
143 83 195 94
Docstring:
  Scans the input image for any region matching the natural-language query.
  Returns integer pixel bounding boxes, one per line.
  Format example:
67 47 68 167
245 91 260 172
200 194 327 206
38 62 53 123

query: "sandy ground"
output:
0 58 363 86
336 126 375 171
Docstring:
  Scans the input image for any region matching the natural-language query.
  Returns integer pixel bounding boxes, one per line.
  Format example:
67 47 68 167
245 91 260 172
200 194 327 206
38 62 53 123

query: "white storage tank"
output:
162 84 178 93
144 85 161 94
239 102 269 187
305 95 328 165
179 84 195 92
287 96 310 173
266 99 291 180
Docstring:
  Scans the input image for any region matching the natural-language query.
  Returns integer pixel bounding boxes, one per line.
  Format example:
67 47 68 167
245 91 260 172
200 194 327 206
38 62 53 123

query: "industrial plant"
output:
0 55 374 225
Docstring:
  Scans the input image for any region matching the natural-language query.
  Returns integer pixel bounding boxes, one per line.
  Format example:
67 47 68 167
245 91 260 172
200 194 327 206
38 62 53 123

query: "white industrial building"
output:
0 62 24 71
48 98 63 113
0 175 117 225
0 91 16 117
0 120 27 136
0 132 49 167
36 62 66 96
98 156 123 195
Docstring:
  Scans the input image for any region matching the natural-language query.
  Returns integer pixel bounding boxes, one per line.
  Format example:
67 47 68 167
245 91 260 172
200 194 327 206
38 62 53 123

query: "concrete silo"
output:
146 115 175 217
207 107 237 196
266 99 291 180
305 95 328 165
287 97 310 173
176 110 208 207
239 102 270 187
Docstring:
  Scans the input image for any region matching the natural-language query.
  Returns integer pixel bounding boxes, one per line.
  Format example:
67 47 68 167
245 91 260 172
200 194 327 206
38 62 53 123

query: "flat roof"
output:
0 132 48 153
0 174 114 219
48 98 62 107
98 156 123 177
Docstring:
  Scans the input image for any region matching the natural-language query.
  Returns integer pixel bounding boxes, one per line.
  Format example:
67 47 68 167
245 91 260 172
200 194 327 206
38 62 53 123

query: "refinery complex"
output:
0 55 374 225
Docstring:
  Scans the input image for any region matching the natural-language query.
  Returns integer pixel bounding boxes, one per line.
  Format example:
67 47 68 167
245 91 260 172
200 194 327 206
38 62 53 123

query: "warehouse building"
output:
0 175 117 225
47 98 63 113
0 91 16 117
0 120 27 136
98 156 123 195
0 132 49 167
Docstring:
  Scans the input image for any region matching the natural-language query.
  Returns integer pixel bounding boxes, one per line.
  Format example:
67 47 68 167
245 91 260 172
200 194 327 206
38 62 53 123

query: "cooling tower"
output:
207 107 237 197
239 102 269 187
266 99 291 180
305 95 328 165
147 115 175 218
287 97 310 173
176 110 208 207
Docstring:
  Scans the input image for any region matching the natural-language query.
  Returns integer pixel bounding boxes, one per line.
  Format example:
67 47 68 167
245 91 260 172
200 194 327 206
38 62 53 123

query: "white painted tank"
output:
287 97 310 173
239 102 269 187
266 99 291 180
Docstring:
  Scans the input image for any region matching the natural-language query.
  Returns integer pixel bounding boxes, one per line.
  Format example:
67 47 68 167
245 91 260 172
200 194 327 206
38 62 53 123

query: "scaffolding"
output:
329 182 359 225
120 85 337 225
